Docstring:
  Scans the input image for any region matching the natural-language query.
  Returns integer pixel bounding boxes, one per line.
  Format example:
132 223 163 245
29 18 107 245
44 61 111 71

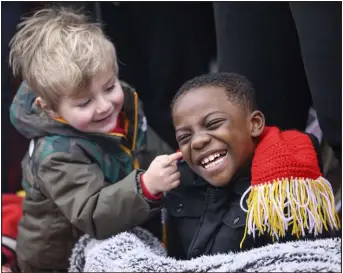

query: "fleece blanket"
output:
69 227 341 272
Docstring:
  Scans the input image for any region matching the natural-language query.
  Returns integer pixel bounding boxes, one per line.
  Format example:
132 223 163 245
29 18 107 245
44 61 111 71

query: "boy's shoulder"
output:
30 134 104 169
120 80 144 118
256 127 323 173
120 80 137 108
120 80 136 94
119 80 147 149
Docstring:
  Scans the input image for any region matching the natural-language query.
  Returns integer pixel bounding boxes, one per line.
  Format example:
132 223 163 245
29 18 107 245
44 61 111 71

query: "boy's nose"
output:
191 133 211 150
96 98 111 114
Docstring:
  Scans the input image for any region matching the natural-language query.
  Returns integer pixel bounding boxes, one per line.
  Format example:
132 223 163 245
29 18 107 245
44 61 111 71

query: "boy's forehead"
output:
173 86 228 113
90 70 116 88
172 86 247 128
64 70 117 99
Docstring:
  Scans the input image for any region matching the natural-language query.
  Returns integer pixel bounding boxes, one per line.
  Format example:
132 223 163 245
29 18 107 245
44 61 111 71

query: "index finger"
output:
166 151 183 165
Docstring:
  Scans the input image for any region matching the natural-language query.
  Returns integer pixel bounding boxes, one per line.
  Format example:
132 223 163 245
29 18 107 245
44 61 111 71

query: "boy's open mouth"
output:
198 150 228 169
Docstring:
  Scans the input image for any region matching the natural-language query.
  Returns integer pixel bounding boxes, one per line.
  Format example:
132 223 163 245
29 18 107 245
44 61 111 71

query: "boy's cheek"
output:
179 151 191 166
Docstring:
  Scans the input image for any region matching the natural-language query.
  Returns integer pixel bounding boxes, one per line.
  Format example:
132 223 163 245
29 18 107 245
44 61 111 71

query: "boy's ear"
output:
249 110 265 137
36 97 59 119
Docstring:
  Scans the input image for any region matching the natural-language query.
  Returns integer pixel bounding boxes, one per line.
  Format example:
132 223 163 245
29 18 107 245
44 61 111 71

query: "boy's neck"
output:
110 112 126 135
224 155 253 192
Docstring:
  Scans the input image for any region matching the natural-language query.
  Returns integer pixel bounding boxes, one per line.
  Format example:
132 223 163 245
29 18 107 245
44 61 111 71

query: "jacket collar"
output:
228 157 252 196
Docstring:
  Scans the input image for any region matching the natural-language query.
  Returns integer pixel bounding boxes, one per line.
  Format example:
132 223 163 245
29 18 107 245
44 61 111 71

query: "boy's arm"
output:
36 145 162 240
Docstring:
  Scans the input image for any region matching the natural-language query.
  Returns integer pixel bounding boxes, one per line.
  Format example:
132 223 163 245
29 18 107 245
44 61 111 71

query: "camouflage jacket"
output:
10 81 172 272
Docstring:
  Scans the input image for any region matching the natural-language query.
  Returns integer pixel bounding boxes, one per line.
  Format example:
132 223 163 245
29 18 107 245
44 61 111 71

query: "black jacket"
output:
165 134 337 260
165 160 268 260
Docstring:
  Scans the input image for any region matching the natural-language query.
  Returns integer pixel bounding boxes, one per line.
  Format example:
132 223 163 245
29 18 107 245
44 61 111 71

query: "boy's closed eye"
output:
176 118 226 144
105 84 115 93
78 99 91 108
205 118 225 130
177 133 191 145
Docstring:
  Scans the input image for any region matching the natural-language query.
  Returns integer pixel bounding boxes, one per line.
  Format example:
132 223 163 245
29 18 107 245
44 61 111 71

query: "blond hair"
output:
9 6 118 108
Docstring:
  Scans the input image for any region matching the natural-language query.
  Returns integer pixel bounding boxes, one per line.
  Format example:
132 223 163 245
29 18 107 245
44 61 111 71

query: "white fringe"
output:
239 177 340 240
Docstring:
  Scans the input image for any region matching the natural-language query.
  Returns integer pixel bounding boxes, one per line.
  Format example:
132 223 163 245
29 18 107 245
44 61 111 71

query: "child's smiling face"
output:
54 69 124 134
172 86 265 187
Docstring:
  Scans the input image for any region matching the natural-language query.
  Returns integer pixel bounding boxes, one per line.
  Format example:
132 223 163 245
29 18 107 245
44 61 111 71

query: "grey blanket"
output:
69 227 341 272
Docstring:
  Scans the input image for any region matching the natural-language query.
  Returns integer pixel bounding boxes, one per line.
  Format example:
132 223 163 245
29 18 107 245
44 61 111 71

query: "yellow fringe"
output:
240 177 340 248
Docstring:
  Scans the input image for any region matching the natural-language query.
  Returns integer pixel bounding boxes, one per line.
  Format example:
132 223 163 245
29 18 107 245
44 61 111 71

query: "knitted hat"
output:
240 126 340 247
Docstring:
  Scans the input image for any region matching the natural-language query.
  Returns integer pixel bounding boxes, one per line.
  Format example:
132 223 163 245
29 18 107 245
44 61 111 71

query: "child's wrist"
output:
140 173 162 200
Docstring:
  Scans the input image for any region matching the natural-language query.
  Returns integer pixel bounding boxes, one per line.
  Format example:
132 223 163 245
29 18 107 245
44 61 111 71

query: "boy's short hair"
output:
9 6 118 109
171 72 257 112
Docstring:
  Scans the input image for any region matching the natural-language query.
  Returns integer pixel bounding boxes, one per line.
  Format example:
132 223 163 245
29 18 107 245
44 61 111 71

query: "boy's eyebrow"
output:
204 111 225 119
175 111 225 132
175 126 189 133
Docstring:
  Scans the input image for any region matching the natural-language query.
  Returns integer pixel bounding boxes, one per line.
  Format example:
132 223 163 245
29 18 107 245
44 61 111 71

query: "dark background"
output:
2 2 341 198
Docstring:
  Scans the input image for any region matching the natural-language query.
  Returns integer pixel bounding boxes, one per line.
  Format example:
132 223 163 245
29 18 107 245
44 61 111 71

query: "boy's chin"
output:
104 121 118 133
97 114 119 133
85 120 117 134
206 178 232 188
196 167 234 188
207 169 238 187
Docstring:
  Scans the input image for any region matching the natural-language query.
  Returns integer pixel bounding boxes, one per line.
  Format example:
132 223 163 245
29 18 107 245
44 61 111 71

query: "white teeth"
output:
204 156 225 169
201 152 227 167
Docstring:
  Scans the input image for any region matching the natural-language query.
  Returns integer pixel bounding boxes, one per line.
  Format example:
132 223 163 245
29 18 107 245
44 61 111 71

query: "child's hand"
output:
142 152 182 196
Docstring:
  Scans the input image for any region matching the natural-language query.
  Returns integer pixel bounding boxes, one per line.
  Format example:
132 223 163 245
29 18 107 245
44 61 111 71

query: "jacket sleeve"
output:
36 144 162 240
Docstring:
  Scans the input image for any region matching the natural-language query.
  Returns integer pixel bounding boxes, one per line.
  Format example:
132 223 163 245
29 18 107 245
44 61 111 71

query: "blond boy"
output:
9 7 180 272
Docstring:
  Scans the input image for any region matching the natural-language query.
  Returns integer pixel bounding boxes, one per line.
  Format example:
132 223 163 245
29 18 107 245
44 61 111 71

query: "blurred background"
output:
1 1 341 206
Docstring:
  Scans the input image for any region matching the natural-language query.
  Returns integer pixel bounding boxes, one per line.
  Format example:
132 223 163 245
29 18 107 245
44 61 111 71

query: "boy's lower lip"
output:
200 153 228 175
